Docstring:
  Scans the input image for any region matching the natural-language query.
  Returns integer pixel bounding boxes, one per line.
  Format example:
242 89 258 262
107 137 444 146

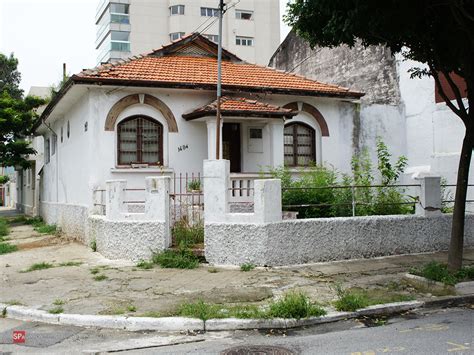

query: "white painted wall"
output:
397 56 474 197
38 86 359 215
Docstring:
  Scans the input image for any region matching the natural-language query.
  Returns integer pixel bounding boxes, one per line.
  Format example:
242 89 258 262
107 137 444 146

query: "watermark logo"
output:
12 330 26 344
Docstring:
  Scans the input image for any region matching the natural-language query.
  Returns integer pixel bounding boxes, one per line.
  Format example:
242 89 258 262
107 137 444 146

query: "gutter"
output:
34 75 364 129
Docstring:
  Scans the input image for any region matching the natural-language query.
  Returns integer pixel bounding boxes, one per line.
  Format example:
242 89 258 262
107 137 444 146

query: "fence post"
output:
254 179 282 223
415 176 442 216
203 159 230 222
145 176 170 221
351 185 356 217
106 180 127 220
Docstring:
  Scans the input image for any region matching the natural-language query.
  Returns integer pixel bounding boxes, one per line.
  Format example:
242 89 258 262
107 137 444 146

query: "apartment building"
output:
95 0 281 65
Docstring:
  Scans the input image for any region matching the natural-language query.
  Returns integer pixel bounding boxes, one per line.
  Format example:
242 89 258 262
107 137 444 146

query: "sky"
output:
0 0 292 94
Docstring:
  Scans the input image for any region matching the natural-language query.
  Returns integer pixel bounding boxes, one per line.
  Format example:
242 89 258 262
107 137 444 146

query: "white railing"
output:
229 173 265 203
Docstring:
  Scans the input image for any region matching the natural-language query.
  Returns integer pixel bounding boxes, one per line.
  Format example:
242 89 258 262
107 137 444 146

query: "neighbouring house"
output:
269 31 473 193
15 87 49 214
28 34 366 240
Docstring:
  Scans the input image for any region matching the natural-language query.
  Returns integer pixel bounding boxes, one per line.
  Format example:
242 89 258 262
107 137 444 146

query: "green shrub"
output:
334 292 369 312
172 219 204 248
0 175 10 184
267 138 412 218
90 239 97 252
152 249 199 269
268 291 326 319
240 263 255 272
0 242 17 254
0 218 9 237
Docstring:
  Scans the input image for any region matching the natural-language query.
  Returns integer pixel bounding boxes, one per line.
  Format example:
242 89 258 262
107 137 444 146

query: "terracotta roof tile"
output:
183 96 297 120
75 35 364 99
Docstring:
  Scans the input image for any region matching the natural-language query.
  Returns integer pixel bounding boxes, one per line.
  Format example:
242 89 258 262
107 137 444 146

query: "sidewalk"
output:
1 223 473 318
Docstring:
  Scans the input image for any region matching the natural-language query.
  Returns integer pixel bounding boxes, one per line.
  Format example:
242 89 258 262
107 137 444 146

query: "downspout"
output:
43 119 59 204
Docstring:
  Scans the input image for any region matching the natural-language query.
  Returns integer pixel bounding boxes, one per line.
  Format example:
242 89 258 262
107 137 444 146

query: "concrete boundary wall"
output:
205 214 474 266
40 201 89 243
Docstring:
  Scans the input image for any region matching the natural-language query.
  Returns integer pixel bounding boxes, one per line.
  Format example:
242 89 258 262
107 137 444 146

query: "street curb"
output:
0 300 426 332
1 297 472 332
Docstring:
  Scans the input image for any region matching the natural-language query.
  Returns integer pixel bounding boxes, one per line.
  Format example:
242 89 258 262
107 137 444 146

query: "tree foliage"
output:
0 53 23 100
285 0 473 270
0 52 45 169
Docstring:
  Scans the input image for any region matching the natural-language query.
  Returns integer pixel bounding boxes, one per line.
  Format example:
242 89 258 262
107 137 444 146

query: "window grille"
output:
117 116 163 165
284 122 316 167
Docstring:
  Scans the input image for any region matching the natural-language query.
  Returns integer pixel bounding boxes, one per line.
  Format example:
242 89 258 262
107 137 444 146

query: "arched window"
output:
117 115 163 165
284 122 316 167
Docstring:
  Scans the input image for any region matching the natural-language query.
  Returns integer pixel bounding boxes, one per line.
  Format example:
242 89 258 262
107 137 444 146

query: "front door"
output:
223 123 241 173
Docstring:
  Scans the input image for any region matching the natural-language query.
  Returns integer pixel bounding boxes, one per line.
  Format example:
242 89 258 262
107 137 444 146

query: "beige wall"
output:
98 0 281 65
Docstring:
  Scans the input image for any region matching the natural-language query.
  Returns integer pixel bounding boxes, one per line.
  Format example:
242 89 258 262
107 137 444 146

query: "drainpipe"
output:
215 0 225 159
43 119 59 204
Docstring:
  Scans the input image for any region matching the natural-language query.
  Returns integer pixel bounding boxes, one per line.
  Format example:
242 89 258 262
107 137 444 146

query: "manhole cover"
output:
221 345 294 355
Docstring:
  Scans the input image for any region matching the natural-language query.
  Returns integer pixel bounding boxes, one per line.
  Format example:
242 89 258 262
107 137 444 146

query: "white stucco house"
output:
26 34 366 239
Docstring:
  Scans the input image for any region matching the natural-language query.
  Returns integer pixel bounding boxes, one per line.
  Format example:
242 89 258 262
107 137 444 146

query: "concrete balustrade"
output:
203 159 282 224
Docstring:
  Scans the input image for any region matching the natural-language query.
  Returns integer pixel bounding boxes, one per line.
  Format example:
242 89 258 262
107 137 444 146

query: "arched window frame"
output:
284 121 316 167
117 115 164 166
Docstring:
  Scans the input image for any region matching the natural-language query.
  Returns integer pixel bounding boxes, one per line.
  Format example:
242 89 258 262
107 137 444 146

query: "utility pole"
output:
215 0 225 159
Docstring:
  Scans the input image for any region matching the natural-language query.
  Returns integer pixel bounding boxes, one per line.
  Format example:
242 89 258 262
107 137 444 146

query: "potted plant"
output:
187 179 201 193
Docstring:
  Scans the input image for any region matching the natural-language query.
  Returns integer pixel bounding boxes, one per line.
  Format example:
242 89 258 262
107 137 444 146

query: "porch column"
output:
206 119 223 160
268 120 285 168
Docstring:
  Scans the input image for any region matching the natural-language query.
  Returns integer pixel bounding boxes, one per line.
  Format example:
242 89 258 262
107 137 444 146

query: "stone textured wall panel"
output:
205 214 474 266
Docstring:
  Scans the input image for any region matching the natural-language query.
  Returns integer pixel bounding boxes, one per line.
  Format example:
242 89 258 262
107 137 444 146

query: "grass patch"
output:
207 267 218 273
0 242 17 255
0 218 9 237
48 306 64 314
410 261 474 285
4 300 23 306
35 224 57 234
268 292 326 319
58 261 83 267
240 263 255 272
1 307 6 318
90 239 97 252
172 219 204 248
136 260 154 270
21 262 54 273
177 292 325 321
152 249 199 269
53 299 65 306
93 274 108 281
138 311 161 318
334 285 415 312
90 267 100 275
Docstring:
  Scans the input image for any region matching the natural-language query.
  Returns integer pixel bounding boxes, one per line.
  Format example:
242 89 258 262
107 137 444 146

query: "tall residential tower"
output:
96 0 281 65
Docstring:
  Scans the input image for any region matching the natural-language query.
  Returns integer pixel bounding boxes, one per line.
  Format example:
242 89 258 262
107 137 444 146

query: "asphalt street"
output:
0 306 472 354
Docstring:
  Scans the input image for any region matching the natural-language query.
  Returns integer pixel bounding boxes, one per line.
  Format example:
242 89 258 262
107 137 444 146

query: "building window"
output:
236 36 254 46
60 126 63 143
170 32 185 41
67 121 70 138
201 7 218 17
284 122 316 167
117 115 163 166
45 138 51 164
169 5 185 15
110 3 130 24
203 34 219 43
236 10 253 20
111 31 130 52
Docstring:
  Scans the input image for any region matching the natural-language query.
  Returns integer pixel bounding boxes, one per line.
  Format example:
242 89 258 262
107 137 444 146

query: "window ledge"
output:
111 167 174 174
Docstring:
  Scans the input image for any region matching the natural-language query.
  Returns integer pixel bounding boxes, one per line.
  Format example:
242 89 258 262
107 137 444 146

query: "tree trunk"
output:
447 118 473 271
